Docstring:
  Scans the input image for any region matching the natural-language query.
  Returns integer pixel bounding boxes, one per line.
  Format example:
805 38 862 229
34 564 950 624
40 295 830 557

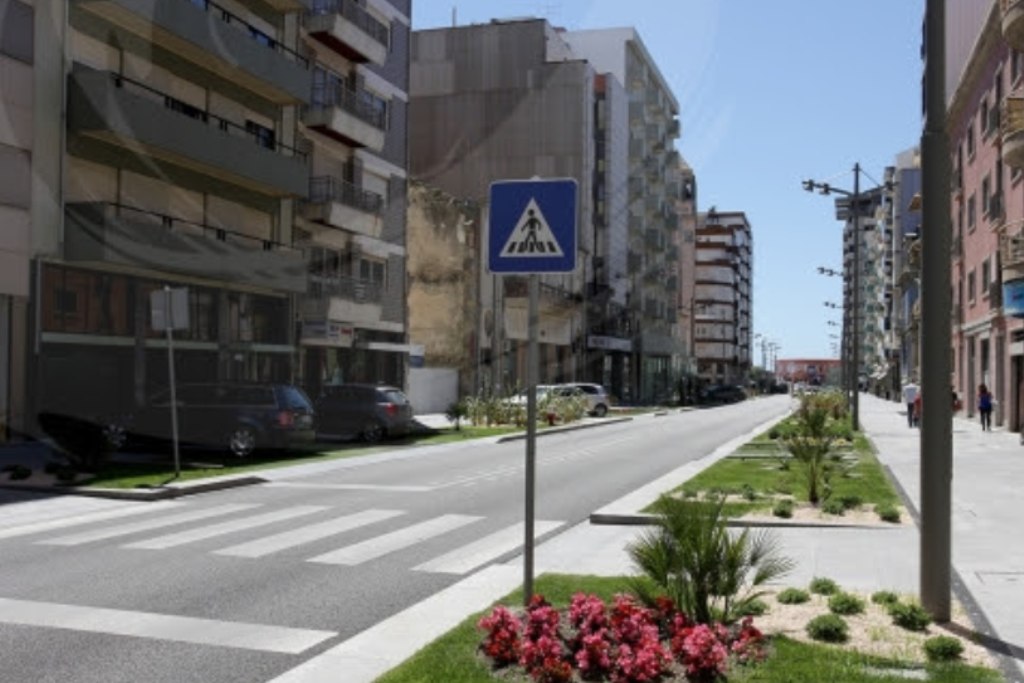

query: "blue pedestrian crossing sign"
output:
488 178 577 274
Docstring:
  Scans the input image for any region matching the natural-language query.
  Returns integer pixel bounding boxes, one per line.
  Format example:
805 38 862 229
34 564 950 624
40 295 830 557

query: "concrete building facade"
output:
408 19 596 393
297 0 412 399
694 210 752 386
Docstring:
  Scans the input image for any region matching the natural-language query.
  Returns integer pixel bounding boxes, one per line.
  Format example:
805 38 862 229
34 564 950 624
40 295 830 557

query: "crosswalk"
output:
3 502 565 577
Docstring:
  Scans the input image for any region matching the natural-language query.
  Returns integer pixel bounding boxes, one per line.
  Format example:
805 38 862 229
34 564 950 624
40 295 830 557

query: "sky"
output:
411 0 926 363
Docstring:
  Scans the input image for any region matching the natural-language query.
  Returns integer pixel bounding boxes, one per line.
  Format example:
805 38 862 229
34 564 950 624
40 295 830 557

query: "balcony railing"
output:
308 0 389 46
96 202 298 253
309 274 382 303
189 0 309 67
309 176 384 214
108 72 308 161
310 81 387 129
1001 95 1024 167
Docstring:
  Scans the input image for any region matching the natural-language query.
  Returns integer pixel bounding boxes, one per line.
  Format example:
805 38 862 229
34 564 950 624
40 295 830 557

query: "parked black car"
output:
315 384 414 443
698 384 748 405
119 383 315 458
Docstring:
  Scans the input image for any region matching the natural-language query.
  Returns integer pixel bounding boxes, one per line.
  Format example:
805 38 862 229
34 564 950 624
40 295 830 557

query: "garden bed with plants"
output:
662 391 906 525
378 496 1001 683
447 392 593 430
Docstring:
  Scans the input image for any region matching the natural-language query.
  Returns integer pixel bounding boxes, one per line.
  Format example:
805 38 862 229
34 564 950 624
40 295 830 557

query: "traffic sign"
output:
488 179 577 273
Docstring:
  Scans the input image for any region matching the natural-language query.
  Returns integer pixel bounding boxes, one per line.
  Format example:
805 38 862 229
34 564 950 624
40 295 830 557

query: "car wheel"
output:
592 404 608 418
102 421 128 451
228 425 258 458
362 421 385 443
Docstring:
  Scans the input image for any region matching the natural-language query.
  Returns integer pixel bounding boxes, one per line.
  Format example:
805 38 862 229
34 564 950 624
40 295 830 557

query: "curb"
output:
589 510 905 530
0 474 269 501
495 416 633 443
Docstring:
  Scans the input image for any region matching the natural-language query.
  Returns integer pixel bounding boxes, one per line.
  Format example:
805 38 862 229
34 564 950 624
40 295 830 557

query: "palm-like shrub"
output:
781 403 839 505
627 495 794 625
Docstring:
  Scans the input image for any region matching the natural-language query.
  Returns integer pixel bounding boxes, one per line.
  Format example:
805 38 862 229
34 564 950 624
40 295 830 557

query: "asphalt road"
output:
0 396 791 683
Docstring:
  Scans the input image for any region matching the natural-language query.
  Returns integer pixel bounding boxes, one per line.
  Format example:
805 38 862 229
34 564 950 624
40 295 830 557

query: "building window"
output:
982 258 991 297
245 120 275 151
968 270 976 303
968 193 976 230
981 98 990 138
967 119 975 160
982 175 991 215
359 257 386 287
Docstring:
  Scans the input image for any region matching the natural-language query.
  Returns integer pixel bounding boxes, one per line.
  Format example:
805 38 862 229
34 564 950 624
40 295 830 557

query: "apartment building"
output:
408 19 596 392
669 157 699 400
297 0 411 399
944 0 1024 430
886 149 922 388
694 210 752 386
26 0 316 425
562 27 684 404
0 0 33 440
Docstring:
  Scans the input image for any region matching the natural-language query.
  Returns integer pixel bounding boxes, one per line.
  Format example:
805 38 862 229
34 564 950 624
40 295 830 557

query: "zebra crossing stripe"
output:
412 520 564 575
213 509 405 558
122 506 329 550
307 514 483 566
37 504 260 546
0 502 186 541
0 597 335 654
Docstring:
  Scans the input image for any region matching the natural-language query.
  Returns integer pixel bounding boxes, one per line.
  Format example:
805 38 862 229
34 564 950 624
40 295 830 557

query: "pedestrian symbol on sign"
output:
499 199 565 258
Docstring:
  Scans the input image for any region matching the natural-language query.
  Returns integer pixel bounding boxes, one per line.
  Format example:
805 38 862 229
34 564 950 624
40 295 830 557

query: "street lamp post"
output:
804 166 865 430
824 300 850 407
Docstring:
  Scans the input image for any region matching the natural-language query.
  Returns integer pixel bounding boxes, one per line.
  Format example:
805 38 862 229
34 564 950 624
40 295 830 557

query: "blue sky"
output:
412 1 925 362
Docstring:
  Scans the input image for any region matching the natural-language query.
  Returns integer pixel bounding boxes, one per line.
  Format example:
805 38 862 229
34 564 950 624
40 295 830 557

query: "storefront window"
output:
42 265 132 336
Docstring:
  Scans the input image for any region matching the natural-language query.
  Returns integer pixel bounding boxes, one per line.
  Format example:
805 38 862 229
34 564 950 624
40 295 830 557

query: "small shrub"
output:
876 503 901 523
924 635 964 662
822 499 846 516
871 590 899 606
444 400 468 430
809 577 840 595
838 494 863 510
737 598 769 616
889 601 932 632
773 499 794 518
768 428 780 439
828 592 865 615
776 588 810 605
741 483 757 501
806 614 849 643
681 489 698 499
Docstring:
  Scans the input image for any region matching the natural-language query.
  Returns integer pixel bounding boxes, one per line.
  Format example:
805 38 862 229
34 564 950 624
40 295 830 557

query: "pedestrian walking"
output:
902 379 919 428
913 392 922 428
978 384 993 431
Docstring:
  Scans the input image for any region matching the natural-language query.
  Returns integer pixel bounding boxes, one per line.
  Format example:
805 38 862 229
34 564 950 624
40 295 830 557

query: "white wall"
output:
407 367 458 414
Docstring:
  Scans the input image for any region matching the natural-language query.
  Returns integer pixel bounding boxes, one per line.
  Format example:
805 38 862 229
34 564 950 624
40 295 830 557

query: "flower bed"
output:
478 593 765 683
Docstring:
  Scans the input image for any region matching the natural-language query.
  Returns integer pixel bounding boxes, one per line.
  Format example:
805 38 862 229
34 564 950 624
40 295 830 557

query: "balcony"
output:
1002 0 1024 51
1001 232 1024 281
1002 95 1024 167
305 0 390 65
71 0 311 104
67 67 309 197
302 274 382 322
64 202 306 292
302 176 384 238
304 81 387 150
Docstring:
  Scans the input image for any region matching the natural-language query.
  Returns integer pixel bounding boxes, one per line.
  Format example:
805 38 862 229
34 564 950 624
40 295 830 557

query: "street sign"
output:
488 179 578 274
150 287 190 331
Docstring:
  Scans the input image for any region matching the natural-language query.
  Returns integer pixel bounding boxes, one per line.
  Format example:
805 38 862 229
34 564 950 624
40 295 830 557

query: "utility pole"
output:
920 0 952 622
852 163 861 431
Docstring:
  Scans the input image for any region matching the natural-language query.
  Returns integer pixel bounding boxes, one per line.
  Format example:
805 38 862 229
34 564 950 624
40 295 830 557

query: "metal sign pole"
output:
165 286 181 480
523 274 538 605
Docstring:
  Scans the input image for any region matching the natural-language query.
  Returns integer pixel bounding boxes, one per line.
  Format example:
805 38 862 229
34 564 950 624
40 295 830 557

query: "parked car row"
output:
94 382 415 458
697 384 748 405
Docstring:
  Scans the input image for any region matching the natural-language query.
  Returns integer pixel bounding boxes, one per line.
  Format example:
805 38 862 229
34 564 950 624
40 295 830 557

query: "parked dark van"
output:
120 383 315 458
315 384 414 442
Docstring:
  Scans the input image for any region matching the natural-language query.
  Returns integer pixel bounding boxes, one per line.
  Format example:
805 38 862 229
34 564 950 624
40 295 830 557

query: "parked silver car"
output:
551 383 611 417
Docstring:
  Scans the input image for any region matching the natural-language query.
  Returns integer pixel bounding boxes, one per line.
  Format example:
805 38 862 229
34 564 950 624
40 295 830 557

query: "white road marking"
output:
37 504 259 546
213 509 405 558
122 506 328 550
265 482 433 492
308 514 483 566
0 597 335 653
413 520 563 575
0 502 186 541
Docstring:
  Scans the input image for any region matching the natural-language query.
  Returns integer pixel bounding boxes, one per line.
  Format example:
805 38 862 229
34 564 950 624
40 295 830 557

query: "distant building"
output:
694 211 752 386
776 359 842 386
